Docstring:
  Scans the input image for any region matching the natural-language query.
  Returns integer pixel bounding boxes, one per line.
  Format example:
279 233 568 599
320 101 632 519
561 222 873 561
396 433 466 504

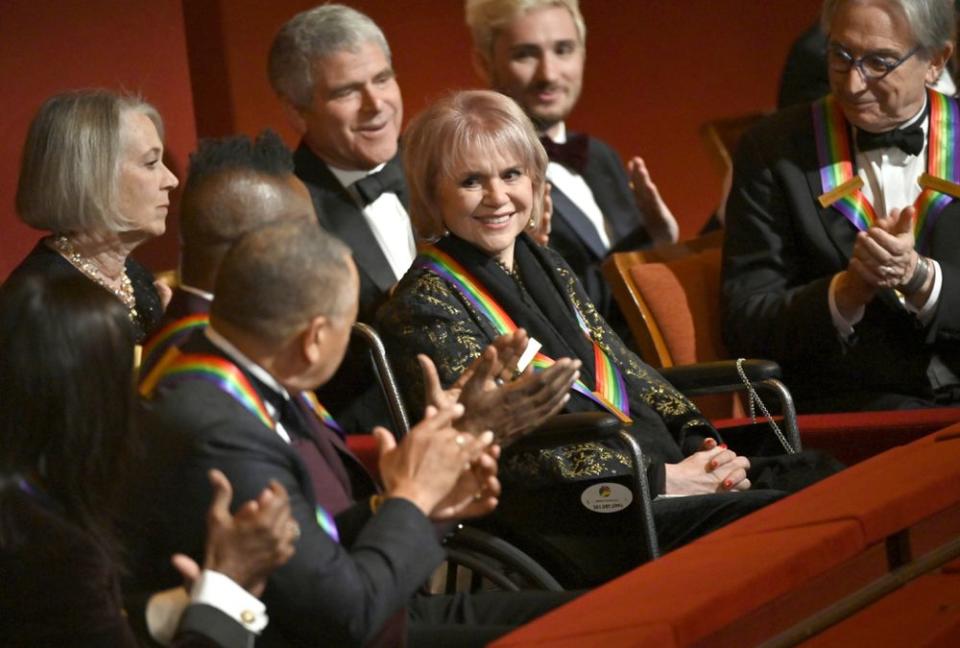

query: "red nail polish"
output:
720 443 728 449
723 479 732 489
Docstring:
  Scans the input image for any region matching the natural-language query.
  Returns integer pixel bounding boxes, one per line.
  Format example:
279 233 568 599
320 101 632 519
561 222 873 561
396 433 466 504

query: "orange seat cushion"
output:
627 247 725 366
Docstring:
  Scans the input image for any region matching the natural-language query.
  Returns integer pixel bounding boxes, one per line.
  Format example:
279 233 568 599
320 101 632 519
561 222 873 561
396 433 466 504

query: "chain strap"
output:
735 358 796 454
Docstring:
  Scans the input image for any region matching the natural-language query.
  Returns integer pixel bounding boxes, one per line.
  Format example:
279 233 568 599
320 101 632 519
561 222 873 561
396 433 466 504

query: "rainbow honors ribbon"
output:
150 352 341 542
417 246 631 423
813 90 959 253
140 313 210 377
301 391 345 438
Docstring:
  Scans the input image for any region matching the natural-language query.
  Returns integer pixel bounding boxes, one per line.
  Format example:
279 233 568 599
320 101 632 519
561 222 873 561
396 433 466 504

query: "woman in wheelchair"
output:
377 90 840 586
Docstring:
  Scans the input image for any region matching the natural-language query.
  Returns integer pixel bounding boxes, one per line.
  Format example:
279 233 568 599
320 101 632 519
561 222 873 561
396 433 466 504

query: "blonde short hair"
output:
15 90 164 235
465 0 586 61
402 90 548 241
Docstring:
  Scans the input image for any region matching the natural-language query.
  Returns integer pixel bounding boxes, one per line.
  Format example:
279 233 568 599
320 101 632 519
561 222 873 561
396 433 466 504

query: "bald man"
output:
142 131 315 374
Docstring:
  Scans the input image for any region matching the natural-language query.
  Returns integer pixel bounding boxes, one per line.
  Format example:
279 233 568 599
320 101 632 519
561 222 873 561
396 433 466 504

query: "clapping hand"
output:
172 469 298 597
420 333 580 446
627 156 679 245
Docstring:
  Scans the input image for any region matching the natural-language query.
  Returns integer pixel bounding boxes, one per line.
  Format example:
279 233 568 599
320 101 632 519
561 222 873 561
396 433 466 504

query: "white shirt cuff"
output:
191 570 268 634
828 273 863 339
904 258 942 324
145 570 268 645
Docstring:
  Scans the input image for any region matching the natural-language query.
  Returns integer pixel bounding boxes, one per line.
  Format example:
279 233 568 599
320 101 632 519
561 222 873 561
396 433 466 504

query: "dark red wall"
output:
184 0 822 238
2 0 822 279
0 0 197 279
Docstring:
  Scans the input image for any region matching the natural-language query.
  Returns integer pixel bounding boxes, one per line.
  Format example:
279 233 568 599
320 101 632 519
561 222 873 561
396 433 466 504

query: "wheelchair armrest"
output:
659 359 782 394
509 412 622 451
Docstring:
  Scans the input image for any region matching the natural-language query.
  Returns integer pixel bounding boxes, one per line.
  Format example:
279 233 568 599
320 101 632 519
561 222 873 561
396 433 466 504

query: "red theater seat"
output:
706 425 960 543
492 427 960 647
346 435 379 479
492 521 864 647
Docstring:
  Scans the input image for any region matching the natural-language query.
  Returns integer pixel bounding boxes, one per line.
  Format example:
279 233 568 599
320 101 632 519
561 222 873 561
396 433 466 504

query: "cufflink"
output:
240 610 257 626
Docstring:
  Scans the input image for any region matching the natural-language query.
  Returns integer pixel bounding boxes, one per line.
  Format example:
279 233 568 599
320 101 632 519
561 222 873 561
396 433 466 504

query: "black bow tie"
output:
277 395 311 440
353 158 406 206
856 124 925 156
540 134 589 174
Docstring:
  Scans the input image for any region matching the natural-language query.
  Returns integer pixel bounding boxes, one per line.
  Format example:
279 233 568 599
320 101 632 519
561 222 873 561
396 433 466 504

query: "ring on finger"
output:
455 434 467 448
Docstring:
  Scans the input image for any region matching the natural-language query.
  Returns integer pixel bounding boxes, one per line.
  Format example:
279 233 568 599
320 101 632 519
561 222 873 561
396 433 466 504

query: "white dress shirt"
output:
328 163 416 282
827 99 943 337
178 283 214 303
544 122 612 250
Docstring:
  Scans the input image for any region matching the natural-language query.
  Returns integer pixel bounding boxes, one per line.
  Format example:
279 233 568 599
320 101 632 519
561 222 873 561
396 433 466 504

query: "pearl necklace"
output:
51 235 138 320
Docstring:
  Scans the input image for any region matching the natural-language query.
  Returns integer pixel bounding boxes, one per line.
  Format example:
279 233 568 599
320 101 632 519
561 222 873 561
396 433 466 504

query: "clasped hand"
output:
849 206 919 290
664 438 751 496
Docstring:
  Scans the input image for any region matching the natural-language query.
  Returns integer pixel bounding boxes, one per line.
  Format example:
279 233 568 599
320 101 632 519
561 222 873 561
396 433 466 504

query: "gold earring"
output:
527 218 536 230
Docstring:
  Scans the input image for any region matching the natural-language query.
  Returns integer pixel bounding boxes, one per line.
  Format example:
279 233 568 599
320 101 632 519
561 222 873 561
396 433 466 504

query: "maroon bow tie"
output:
540 134 589 174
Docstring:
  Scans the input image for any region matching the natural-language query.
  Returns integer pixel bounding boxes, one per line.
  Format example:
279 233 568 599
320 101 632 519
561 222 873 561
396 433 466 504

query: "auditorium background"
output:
0 0 821 279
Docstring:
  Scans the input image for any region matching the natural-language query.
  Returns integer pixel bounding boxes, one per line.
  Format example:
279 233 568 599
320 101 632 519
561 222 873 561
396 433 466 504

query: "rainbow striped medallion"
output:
417 246 632 423
813 90 959 253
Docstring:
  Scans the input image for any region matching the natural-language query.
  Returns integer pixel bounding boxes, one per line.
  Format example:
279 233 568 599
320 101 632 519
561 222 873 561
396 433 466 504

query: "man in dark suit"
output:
267 5 418 431
722 0 960 412
128 220 578 647
465 0 679 333
141 131 314 376
268 4 411 324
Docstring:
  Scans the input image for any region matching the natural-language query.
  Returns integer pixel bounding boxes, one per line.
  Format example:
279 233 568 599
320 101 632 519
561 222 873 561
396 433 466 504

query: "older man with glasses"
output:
722 0 960 413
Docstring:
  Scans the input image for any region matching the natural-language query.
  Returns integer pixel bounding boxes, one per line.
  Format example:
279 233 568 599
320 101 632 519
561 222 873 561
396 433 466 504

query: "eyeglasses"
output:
827 44 921 81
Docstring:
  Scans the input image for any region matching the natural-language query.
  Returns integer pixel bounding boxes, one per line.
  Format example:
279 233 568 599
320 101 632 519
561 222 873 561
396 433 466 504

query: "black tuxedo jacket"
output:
294 142 408 323
161 286 212 326
293 142 409 432
547 135 652 330
125 336 445 648
721 99 960 409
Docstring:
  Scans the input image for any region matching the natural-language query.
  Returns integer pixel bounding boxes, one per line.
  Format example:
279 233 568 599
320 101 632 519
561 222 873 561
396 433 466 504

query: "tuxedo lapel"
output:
798 115 860 263
294 396 377 490
294 143 397 293
550 185 608 259
799 113 912 314
581 136 635 242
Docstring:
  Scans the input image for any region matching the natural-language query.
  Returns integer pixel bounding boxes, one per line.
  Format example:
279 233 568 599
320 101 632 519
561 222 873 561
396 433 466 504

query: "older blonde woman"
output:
10 90 179 340
378 90 839 584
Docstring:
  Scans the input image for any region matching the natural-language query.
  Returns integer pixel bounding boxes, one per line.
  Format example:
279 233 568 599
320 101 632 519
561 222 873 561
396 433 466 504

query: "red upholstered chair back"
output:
626 247 726 367
603 230 741 419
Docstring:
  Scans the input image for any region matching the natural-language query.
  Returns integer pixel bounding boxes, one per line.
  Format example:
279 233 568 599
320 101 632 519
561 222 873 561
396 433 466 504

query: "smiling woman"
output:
378 90 839 585
8 90 179 341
